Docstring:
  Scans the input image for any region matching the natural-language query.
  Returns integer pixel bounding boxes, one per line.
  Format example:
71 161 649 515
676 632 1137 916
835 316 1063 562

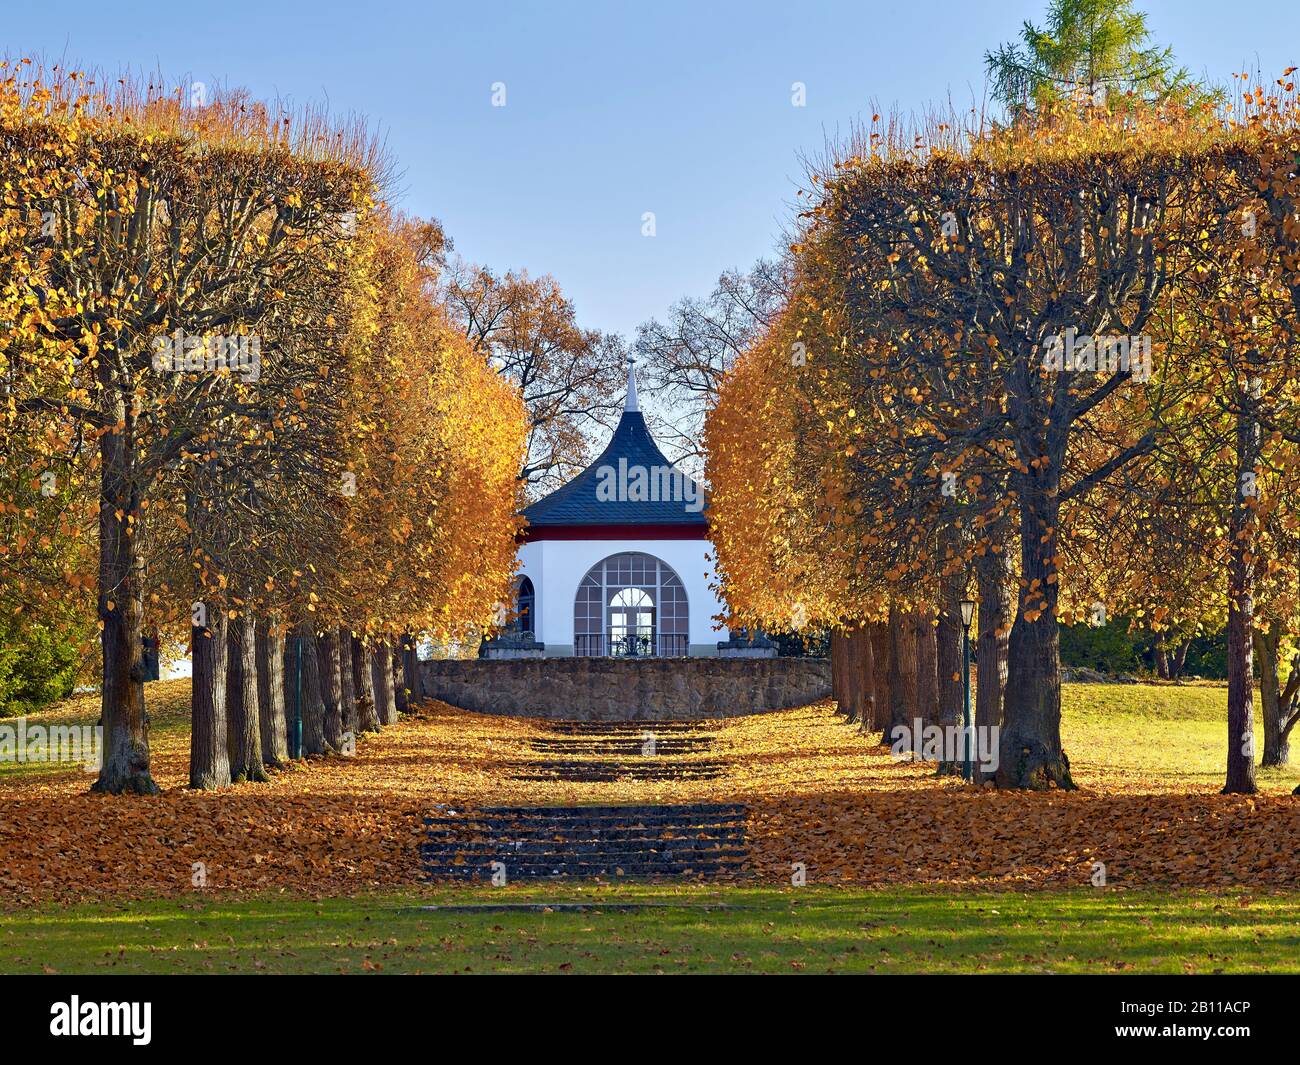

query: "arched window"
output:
513 576 535 636
574 552 689 657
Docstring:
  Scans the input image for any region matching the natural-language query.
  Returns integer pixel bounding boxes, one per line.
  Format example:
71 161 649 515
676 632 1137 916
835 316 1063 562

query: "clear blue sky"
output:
7 1 1297 337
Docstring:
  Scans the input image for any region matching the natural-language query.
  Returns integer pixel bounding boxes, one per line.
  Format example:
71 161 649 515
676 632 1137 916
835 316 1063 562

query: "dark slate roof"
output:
521 410 708 527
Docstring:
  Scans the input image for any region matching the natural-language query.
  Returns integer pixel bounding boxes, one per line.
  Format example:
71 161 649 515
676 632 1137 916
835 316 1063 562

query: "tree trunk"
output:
868 622 892 734
141 629 161 682
338 627 357 739
830 630 848 715
391 638 408 714
886 606 920 753
190 605 230 790
374 641 398 726
974 542 1012 731
915 606 939 728
998 471 1074 789
1154 631 1170 679
937 582 963 731
226 626 246 779
234 614 267 781
832 628 866 722
837 631 857 723
850 629 876 733
282 634 302 757
257 620 290 767
256 625 276 766
401 632 421 708
1224 398 1259 794
1171 639 1191 681
1248 621 1289 769
1255 623 1292 769
353 634 380 733
936 574 964 775
837 629 866 724
92 420 156 794
318 629 345 753
298 623 328 756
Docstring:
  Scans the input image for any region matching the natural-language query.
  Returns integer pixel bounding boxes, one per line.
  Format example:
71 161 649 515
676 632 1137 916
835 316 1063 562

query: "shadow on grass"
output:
4 885 1298 974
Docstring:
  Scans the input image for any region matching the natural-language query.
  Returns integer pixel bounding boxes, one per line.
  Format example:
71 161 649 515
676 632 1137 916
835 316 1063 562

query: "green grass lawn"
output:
1062 681 1300 793
0 678 193 784
5 884 1299 974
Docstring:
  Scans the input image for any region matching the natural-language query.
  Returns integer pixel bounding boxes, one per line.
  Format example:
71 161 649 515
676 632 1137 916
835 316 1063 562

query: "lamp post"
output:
293 633 304 759
959 598 976 782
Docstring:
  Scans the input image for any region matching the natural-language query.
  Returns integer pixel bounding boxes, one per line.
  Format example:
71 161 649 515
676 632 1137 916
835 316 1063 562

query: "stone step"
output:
421 844 750 861
422 802 750 881
543 721 715 734
510 774 728 784
421 837 743 853
421 862 746 880
423 821 748 837
448 802 747 818
510 766 726 782
422 855 746 868
529 738 716 753
425 820 745 835
425 826 746 843
509 758 728 771
422 854 749 868
425 838 747 853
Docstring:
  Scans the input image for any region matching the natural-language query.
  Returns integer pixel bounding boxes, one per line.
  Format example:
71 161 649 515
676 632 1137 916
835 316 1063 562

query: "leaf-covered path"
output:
1 679 1298 905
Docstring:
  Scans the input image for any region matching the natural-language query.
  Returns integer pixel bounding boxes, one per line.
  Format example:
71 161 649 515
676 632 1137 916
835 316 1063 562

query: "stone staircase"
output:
542 721 715 736
506 759 726 781
529 735 716 755
422 719 749 881
421 803 749 881
507 719 724 782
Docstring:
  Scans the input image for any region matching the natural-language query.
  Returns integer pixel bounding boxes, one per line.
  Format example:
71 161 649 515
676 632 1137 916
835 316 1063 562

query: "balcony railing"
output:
574 633 689 658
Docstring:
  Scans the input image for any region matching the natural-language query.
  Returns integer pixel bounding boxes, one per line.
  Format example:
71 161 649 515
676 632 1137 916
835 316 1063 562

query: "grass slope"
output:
1062 682 1300 793
5 885 1298 975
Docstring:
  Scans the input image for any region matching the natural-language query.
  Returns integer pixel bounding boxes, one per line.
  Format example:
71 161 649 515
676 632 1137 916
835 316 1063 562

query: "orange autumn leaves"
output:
0 60 527 671
3 680 1296 904
706 83 1300 647
319 216 526 644
704 314 864 634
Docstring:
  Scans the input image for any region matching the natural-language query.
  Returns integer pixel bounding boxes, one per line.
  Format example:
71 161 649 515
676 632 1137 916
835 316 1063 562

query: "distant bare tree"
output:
633 258 788 462
443 260 624 496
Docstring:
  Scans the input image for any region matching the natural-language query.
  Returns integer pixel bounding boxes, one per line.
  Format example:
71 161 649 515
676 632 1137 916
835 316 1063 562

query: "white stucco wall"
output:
517 538 728 656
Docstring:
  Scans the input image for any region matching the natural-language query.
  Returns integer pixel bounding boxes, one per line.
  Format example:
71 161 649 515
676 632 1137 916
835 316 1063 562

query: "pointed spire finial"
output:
624 353 639 413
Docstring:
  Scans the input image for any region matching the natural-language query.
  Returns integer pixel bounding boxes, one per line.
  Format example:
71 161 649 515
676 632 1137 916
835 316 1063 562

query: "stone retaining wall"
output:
418 657 831 720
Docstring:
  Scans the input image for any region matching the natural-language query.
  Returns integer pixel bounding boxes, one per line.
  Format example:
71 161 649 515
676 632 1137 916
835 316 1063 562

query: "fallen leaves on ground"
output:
0 681 1296 905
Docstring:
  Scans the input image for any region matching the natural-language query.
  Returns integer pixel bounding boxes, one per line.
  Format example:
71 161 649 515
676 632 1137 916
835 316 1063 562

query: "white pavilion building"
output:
506 361 728 657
